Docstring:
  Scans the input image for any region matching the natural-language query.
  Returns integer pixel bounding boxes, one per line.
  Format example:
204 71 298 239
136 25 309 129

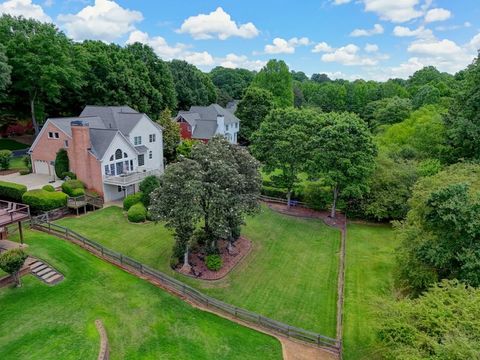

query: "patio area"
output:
0 172 63 190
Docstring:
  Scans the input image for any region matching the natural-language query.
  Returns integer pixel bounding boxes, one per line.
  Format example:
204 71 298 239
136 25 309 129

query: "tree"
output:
308 112 377 218
176 139 198 159
0 149 11 170
0 248 27 287
251 60 293 108
291 70 308 82
378 280 480 360
251 108 316 206
311 73 331 83
236 87 274 143
139 175 160 207
444 54 480 161
169 60 216 110
0 15 83 135
157 109 180 163
149 159 203 271
54 148 69 178
209 66 254 99
412 84 441 108
363 96 412 127
395 163 480 294
0 43 11 93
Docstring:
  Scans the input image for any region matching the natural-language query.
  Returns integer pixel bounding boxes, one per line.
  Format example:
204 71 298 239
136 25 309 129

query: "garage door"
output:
34 160 51 175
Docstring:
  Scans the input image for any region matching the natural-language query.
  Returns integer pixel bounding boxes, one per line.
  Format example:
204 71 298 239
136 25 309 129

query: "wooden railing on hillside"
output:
30 216 340 353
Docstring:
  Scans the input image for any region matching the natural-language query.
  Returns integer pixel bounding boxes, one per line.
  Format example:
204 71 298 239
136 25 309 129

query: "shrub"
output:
70 188 85 197
304 183 331 210
123 192 143 211
42 184 55 192
139 175 160 206
22 189 67 212
23 155 31 171
0 149 12 170
19 169 30 175
205 254 223 271
0 248 27 286
54 149 69 178
61 179 84 197
0 180 27 202
127 202 147 223
61 171 76 180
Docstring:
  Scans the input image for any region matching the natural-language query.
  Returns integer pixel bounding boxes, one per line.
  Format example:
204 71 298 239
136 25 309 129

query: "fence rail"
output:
30 216 340 352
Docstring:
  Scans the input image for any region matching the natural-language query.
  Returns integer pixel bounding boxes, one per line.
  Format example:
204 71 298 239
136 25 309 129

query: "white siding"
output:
128 116 164 172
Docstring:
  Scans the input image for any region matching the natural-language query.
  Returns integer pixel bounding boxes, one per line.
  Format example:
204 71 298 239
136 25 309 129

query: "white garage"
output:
34 160 53 175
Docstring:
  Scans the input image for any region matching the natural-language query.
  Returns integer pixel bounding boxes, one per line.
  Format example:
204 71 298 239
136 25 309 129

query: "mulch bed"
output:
177 236 252 281
0 169 19 176
264 202 346 230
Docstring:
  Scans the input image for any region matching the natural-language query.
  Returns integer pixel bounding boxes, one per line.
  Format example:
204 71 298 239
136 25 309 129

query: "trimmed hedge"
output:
61 179 84 197
42 184 55 192
0 180 27 202
123 192 143 211
127 202 147 223
22 189 67 212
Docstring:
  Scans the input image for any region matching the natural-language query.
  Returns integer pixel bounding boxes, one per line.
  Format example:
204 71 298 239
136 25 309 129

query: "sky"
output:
0 0 479 81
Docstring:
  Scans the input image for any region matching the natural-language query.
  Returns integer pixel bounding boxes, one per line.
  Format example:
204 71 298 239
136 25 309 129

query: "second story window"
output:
226 125 229 131
138 154 145 166
149 134 156 143
134 136 142 145
149 150 153 159
64 140 69 148
48 132 59 139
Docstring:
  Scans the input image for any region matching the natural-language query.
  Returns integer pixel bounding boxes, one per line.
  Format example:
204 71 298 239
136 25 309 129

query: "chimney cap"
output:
71 120 89 127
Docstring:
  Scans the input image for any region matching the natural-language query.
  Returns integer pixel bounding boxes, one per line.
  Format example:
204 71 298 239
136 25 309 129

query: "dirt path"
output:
264 202 347 356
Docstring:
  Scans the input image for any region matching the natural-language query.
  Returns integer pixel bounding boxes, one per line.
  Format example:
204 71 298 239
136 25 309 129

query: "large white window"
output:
134 136 142 145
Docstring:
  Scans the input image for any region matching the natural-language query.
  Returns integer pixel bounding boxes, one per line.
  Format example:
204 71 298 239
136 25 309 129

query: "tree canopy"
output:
209 66 254 100
251 60 293 108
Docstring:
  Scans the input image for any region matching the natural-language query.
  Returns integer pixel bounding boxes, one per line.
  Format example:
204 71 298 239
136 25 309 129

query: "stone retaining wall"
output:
95 319 109 360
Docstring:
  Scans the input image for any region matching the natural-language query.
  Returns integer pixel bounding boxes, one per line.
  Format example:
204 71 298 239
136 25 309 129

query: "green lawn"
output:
10 156 27 170
343 223 398 360
56 205 341 336
0 138 29 151
0 230 282 360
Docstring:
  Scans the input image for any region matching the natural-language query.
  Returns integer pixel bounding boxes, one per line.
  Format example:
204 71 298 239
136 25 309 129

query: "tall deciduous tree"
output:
209 66 254 100
0 15 83 135
169 60 216 110
251 60 293 108
236 87 274 143
309 112 376 218
149 158 203 271
157 109 180 163
251 108 316 206
0 43 11 94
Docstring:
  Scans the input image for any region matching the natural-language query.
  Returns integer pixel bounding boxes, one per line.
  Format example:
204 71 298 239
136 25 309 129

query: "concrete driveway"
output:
0 172 63 190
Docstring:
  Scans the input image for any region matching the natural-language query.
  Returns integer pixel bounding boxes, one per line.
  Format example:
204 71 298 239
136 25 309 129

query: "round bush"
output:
61 171 77 180
0 149 12 170
205 254 223 271
42 184 55 192
123 192 143 211
61 179 84 197
127 202 147 223
22 189 67 212
70 188 85 197
0 180 27 202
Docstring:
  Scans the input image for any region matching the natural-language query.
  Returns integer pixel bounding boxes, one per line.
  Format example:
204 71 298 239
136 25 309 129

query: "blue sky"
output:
1 0 479 80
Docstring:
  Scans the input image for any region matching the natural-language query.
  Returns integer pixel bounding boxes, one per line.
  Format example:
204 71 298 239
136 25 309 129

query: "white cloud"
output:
350 23 384 37
424 8 451 23
57 0 143 42
0 0 51 22
126 30 187 59
321 44 379 66
364 43 379 52
332 0 352 4
43 0 54 8
469 33 480 51
393 25 433 39
408 38 463 56
335 0 423 23
184 51 214 66
218 53 266 71
177 7 259 40
264 37 310 54
312 42 334 53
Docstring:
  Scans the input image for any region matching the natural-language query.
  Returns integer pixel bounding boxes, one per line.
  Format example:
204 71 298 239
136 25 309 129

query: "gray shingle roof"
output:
192 121 218 139
134 145 148 154
188 104 239 125
88 128 118 160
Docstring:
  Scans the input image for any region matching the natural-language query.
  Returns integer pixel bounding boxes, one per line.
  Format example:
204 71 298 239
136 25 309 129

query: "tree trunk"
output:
180 246 191 273
330 185 338 218
287 190 292 209
30 96 40 137
13 271 21 287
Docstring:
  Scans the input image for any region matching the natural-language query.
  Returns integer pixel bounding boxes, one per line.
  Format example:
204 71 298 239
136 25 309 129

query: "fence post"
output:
101 246 104 256
65 228 68 239
120 254 123 264
140 264 143 274
287 326 291 337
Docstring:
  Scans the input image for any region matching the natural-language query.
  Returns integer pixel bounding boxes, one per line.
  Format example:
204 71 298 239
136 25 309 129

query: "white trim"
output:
99 131 138 162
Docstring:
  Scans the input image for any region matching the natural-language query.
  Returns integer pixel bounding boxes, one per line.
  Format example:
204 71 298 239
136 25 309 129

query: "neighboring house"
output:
175 104 240 144
226 100 240 114
29 105 164 202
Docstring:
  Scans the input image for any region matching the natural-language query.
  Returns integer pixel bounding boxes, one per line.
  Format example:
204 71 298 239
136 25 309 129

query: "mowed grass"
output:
0 230 282 360
10 156 27 170
343 223 398 360
57 205 341 336
0 138 28 150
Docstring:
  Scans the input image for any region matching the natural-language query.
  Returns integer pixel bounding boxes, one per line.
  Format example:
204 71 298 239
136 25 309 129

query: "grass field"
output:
343 223 398 360
0 138 29 151
56 205 341 336
9 156 27 170
0 230 282 360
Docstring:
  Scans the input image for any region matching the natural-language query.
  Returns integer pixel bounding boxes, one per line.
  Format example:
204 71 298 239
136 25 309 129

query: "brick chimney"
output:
70 120 92 187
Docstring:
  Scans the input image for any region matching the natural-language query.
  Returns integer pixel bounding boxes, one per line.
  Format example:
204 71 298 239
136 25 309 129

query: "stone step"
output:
46 274 63 284
36 267 52 277
30 261 44 270
32 264 47 274
25 258 37 266
41 271 56 280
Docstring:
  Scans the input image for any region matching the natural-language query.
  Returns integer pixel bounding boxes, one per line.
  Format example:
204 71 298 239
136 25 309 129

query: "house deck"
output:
0 201 30 227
